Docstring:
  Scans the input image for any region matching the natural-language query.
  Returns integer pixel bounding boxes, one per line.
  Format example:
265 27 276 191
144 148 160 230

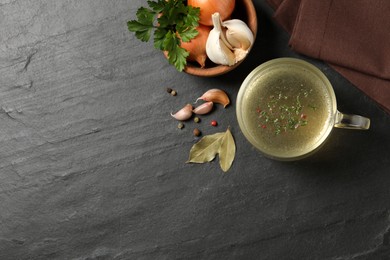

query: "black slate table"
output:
1 1 390 259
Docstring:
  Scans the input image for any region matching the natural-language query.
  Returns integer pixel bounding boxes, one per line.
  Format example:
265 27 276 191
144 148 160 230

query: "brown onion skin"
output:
180 25 211 68
188 0 236 26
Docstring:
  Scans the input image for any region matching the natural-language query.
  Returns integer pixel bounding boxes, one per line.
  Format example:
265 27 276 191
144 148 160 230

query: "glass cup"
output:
236 58 370 161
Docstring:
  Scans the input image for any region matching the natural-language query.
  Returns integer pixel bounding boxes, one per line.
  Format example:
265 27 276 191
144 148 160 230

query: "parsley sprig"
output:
127 0 200 72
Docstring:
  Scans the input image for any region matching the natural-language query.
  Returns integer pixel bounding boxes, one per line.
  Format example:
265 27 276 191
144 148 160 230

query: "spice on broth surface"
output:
256 87 317 135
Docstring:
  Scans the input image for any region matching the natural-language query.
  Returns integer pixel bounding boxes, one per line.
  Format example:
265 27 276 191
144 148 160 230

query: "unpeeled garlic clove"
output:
193 101 214 115
171 104 193 121
195 89 230 108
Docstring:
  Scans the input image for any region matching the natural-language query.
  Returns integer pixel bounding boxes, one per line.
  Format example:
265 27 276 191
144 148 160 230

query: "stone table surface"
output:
1 0 390 259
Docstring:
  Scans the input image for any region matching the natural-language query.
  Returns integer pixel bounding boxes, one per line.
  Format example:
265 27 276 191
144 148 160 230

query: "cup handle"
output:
334 110 370 130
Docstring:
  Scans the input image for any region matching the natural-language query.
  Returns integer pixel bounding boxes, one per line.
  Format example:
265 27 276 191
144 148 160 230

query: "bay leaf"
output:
186 128 236 172
186 132 225 163
218 128 236 172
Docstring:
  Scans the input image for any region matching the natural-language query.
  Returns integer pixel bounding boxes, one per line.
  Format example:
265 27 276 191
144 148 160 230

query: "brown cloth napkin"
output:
267 0 390 114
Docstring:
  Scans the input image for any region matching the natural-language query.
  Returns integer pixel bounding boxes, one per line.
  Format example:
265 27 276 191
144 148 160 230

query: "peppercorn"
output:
166 87 173 94
193 117 200 123
211 120 218 127
193 128 201 137
177 122 184 129
171 90 177 96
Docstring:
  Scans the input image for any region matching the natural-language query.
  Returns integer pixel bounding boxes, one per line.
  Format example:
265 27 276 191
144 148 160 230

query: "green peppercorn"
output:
171 90 177 96
193 117 200 123
177 123 184 129
193 128 201 137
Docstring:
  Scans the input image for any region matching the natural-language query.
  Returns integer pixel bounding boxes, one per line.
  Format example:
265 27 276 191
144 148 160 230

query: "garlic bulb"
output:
206 12 254 66
206 13 235 66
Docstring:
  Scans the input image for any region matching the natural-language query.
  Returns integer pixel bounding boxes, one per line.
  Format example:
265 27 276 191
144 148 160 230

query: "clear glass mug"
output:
236 58 370 161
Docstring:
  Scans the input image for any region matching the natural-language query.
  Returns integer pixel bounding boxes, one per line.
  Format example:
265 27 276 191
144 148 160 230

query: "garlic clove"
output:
195 89 230 108
219 39 236 66
193 101 214 115
223 19 254 50
171 104 193 121
206 13 236 66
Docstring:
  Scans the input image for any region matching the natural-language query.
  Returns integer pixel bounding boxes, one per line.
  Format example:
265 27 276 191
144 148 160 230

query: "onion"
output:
188 0 236 26
180 25 211 68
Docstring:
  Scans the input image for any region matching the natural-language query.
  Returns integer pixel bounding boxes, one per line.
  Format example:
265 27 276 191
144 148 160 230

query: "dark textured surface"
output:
1 1 390 259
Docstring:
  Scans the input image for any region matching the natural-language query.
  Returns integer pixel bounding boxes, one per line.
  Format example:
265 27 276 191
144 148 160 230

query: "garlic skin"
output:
206 12 254 65
195 89 230 108
193 101 214 115
171 104 193 121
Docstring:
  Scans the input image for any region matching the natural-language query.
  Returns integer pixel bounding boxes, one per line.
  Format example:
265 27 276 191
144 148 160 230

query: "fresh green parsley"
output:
127 0 200 72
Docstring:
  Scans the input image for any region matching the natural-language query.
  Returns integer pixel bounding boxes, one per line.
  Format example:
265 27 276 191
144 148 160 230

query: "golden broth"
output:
240 65 333 159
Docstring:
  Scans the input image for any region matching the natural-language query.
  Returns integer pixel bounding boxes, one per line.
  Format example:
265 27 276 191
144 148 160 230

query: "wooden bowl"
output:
184 0 257 77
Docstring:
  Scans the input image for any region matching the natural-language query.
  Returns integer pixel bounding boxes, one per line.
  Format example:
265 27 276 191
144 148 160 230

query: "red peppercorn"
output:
211 120 218 127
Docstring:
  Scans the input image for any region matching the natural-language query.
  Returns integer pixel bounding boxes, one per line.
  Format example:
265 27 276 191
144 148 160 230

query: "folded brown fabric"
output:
267 0 390 114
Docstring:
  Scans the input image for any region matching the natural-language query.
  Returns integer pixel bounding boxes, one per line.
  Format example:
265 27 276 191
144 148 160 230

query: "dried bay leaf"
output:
187 128 236 172
186 132 225 163
218 128 235 172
